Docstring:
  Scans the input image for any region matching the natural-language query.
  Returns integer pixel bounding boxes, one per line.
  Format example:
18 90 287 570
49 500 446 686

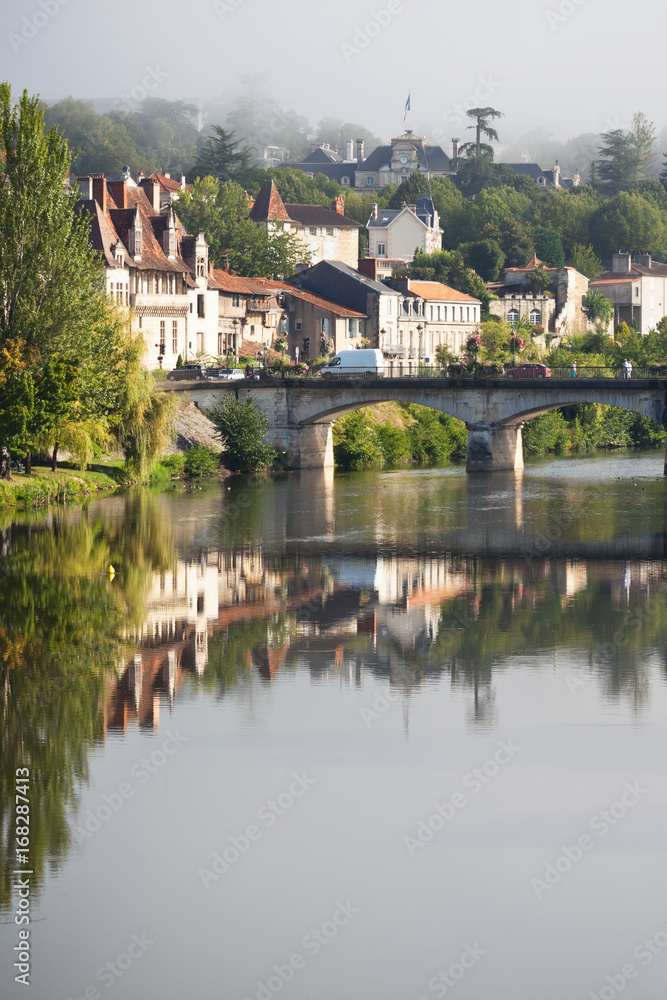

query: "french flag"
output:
403 93 410 123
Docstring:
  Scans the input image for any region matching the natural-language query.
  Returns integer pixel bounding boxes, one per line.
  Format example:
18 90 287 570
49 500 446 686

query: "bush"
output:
376 423 410 465
184 446 219 478
333 410 383 469
159 453 186 476
208 395 276 472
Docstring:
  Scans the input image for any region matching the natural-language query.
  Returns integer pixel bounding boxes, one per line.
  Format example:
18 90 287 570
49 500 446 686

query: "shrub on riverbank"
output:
208 395 277 472
333 403 467 470
0 467 122 508
184 446 220 478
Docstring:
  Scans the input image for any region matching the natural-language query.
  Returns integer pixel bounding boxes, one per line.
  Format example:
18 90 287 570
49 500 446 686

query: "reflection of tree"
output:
0 497 175 914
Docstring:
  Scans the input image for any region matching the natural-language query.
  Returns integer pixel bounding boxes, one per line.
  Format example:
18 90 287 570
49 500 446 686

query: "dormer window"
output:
196 256 206 277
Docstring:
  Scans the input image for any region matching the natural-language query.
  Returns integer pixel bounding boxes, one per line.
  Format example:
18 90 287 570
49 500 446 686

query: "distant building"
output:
591 252 667 336
279 131 457 192
502 161 581 190
366 195 442 262
208 271 285 358
248 180 360 269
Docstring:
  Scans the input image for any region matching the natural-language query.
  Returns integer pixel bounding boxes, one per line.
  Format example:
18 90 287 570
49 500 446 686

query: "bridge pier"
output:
287 422 335 469
466 422 524 473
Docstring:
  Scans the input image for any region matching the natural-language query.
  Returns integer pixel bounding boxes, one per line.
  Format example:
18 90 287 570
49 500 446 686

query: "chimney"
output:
91 175 107 214
77 176 93 200
612 252 632 274
635 253 652 268
346 139 354 160
356 138 365 165
331 196 345 216
164 172 171 179
452 137 460 163
140 177 160 213
371 203 378 220
180 175 186 189
108 178 127 209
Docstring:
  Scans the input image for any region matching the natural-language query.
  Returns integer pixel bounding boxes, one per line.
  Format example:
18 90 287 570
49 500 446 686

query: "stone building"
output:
488 256 599 338
76 170 218 368
208 271 285 358
248 180 360 269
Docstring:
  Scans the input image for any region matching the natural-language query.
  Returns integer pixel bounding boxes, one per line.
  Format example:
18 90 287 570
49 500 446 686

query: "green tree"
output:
480 218 535 268
192 125 252 183
584 290 614 324
387 173 432 209
209 395 276 472
529 225 565 267
589 191 666 258
569 243 603 280
595 129 641 194
459 239 505 281
629 112 657 181
460 107 504 160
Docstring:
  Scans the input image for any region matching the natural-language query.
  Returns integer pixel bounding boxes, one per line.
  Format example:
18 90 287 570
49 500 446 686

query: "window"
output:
443 306 447 322
232 294 240 307
377 242 386 257
366 177 374 186
196 256 205 277
635 286 639 298
466 307 470 322
295 321 302 331
342 176 350 186
347 318 358 337
172 320 178 354
529 309 542 324
326 227 333 236
333 228 338 236
197 294 205 318
159 320 166 351
508 309 520 324
321 318 330 335
197 332 204 353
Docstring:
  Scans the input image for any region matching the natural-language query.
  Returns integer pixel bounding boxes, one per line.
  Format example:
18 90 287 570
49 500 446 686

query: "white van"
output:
320 349 384 378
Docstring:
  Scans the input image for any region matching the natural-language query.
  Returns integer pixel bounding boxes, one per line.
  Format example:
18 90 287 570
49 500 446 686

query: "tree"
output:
0 85 106 465
629 112 657 180
411 250 490 314
568 243 603 280
529 225 565 267
584 290 613 324
460 107 503 160
480 219 535 268
595 129 641 194
589 191 666 258
191 126 252 183
208 395 276 472
459 239 505 281
387 173 432 209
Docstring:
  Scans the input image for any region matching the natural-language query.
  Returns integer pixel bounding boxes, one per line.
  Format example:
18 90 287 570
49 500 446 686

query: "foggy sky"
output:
2 0 666 144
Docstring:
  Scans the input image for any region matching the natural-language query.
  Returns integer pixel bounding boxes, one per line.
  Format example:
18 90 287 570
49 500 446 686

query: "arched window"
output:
508 309 520 324
529 309 542 325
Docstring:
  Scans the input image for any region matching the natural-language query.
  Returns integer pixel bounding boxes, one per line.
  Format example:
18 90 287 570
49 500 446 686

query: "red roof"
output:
208 269 284 295
407 280 480 304
248 180 291 223
280 285 366 317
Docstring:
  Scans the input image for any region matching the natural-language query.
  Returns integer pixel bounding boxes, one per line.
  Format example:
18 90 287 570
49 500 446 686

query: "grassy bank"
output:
0 463 125 508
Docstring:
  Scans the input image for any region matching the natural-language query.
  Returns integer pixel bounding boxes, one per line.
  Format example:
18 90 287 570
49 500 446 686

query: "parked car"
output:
504 363 552 378
320 349 384 377
207 368 245 381
166 365 206 381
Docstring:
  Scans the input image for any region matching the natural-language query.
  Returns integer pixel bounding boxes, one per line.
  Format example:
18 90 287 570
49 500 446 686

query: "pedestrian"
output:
570 361 577 378
623 358 632 379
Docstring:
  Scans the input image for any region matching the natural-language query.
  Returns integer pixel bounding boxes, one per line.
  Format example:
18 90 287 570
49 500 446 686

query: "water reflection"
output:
1 461 666 918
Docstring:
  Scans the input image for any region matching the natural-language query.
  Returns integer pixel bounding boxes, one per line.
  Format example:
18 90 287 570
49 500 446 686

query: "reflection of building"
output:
104 547 665 733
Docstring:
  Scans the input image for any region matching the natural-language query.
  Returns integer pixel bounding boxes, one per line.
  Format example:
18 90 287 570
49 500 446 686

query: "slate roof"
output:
360 144 451 172
284 204 359 228
288 260 400 315
368 197 439 231
76 199 124 268
279 161 357 185
592 260 667 283
503 163 546 181
303 147 342 164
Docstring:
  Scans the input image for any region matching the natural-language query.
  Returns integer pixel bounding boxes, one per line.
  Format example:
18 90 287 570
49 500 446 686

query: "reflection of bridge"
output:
169 376 667 472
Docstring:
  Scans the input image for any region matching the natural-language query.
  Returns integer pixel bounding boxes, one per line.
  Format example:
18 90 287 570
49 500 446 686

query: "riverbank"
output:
0 464 125 508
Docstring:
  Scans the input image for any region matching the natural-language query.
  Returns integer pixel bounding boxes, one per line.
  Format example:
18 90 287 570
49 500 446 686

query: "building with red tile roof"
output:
249 180 360 269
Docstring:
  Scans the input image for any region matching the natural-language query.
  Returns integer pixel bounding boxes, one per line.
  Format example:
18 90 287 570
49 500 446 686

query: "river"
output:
1 452 667 1000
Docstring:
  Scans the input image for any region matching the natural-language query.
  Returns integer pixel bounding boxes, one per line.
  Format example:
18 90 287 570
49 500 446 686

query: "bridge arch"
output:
185 378 667 473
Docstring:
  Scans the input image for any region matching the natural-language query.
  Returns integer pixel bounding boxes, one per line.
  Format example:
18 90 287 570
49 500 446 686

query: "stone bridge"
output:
166 376 667 473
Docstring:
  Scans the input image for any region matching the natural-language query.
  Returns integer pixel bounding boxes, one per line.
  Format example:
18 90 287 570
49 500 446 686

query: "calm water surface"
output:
2 452 667 1000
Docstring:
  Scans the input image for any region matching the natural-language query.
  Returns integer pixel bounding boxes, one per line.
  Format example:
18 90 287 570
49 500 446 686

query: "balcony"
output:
383 344 406 356
132 292 189 318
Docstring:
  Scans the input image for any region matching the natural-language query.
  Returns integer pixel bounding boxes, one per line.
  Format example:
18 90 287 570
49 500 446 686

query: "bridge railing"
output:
259 364 666 381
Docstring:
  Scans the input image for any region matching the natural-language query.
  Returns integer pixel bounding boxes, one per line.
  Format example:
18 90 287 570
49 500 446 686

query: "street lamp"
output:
232 318 239 363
